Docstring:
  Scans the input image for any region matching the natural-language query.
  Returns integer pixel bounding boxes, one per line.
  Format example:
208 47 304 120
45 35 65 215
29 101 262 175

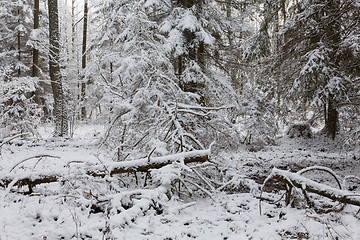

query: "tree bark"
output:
71 0 76 54
80 0 88 120
324 95 339 139
32 0 39 77
17 32 21 76
48 0 68 137
323 0 341 140
17 9 21 76
0 150 210 191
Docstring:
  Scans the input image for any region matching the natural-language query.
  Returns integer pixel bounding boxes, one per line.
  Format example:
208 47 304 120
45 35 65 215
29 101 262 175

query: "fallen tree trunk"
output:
0 150 210 190
90 149 210 177
261 168 360 209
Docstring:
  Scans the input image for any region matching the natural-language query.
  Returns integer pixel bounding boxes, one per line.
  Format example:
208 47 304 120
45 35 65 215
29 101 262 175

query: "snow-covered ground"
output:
0 125 359 239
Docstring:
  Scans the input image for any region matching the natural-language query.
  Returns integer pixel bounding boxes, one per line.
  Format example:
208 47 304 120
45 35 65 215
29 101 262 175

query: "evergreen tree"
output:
90 0 241 159
251 0 360 140
0 0 45 137
0 0 33 76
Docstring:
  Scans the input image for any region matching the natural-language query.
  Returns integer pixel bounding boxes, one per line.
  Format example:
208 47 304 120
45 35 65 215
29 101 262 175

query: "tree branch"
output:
0 150 210 190
260 168 360 214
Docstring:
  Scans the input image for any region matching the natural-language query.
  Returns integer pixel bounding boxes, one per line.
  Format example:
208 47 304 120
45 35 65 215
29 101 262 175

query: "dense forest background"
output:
1 0 359 150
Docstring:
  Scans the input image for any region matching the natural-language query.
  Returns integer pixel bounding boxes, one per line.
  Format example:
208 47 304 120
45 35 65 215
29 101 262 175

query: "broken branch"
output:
0 150 210 190
260 168 360 215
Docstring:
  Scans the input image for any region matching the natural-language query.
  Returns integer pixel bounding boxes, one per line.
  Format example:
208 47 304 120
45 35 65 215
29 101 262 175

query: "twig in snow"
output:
66 161 85 167
92 153 110 175
32 157 44 171
69 209 80 240
147 147 156 162
0 132 30 148
0 132 30 155
100 110 131 146
10 155 60 172
172 202 196 213
297 166 342 189
191 168 215 191
178 178 193 197
1 177 19 204
183 179 215 201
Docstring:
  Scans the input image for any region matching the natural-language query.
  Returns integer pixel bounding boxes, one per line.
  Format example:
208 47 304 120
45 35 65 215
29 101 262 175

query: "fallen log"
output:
0 150 210 191
260 168 360 213
90 149 209 177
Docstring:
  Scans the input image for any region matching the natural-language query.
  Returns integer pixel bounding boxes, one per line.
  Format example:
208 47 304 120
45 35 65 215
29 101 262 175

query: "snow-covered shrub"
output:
0 76 43 137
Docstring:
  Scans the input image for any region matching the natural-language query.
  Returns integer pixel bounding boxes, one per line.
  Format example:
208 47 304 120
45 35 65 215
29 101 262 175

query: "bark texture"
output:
80 0 88 120
48 0 68 136
32 0 39 77
323 0 341 139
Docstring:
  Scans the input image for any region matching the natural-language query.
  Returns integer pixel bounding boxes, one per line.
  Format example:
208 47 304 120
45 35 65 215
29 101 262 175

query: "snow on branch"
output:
0 132 30 155
260 167 360 215
174 103 235 111
91 149 210 176
0 150 210 191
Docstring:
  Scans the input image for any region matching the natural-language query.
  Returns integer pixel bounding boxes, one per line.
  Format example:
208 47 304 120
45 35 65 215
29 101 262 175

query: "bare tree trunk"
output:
80 0 88 120
71 0 76 54
17 32 21 76
225 0 239 91
324 95 339 139
48 0 68 137
32 0 39 77
32 0 48 117
17 9 21 76
323 0 341 140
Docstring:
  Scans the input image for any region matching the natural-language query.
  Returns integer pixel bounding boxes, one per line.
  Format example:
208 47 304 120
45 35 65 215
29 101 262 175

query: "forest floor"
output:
0 125 359 239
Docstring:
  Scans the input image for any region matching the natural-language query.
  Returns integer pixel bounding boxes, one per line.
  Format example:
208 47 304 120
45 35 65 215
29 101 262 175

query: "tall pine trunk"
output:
323 0 341 140
71 0 76 54
80 0 88 120
17 9 21 76
32 0 48 117
48 0 68 137
32 0 39 77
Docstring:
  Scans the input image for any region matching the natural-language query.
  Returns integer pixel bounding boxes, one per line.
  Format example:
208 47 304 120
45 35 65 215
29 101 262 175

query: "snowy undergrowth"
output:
1 190 359 239
0 125 359 239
